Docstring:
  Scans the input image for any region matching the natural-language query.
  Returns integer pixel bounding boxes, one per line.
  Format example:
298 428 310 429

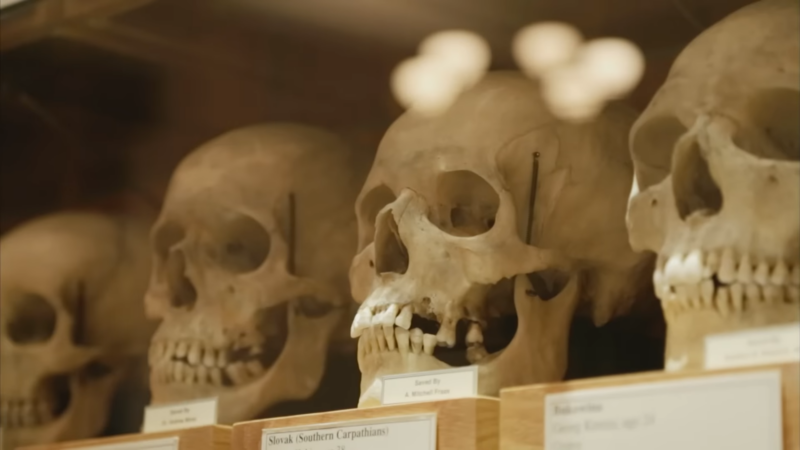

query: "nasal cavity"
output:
166 248 197 309
373 209 409 275
672 134 723 221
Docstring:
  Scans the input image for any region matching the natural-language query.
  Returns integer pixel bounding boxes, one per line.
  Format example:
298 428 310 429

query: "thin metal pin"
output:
525 152 540 245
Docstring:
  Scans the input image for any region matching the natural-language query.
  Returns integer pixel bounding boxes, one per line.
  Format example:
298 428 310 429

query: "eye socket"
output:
631 116 687 190
357 184 396 249
293 296 334 318
743 88 800 161
434 170 499 237
153 221 185 260
214 213 271 274
6 293 57 344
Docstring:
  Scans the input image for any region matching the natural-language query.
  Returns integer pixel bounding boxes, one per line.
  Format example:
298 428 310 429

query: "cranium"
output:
0 212 154 448
146 123 363 423
626 0 800 370
350 71 652 405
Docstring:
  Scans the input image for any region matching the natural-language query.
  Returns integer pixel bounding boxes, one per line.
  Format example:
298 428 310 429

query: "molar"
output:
715 286 731 317
225 362 248 385
745 284 761 304
466 322 483 345
203 348 217 368
763 285 781 304
245 360 265 377
730 283 744 312
187 342 202 365
210 367 223 386
787 286 800 303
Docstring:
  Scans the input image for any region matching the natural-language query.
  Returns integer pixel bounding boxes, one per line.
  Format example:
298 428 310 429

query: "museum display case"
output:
2 0 797 449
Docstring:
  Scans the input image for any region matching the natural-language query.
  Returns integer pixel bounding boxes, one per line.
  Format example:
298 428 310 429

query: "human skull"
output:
626 0 800 371
350 71 652 405
0 212 154 448
146 123 363 423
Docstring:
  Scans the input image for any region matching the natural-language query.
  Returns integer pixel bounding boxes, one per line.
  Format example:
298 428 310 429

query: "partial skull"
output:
627 0 800 370
350 72 652 406
146 123 364 423
0 212 154 448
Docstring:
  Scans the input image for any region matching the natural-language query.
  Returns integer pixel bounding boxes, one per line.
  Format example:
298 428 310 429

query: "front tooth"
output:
395 328 410 355
377 304 399 327
383 326 396 351
730 283 744 312
175 341 189 358
422 334 437 355
704 251 720 278
410 328 423 353
787 286 800 303
245 360 265 377
736 255 753 284
665 255 684 284
466 323 483 345
763 285 781 304
683 251 703 284
395 305 413 330
436 321 456 348
771 261 789 285
718 248 736 284
791 265 800 285
715 286 731 317
188 342 202 365
225 362 248 385
754 261 770 285
701 280 715 308
745 284 761 304
210 367 223 386
350 308 373 338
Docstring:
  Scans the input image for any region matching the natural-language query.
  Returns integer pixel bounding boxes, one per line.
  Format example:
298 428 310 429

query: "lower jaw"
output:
662 302 800 371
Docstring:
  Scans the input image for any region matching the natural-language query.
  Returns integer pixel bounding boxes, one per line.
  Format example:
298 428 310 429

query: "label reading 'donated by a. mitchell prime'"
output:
705 323 800 370
544 370 782 450
261 414 436 450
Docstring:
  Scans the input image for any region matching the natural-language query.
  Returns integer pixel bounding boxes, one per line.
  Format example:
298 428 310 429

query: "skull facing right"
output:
626 0 800 370
350 72 653 406
146 124 363 423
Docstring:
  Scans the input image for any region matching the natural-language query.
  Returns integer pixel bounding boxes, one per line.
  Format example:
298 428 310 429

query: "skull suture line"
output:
627 0 800 371
0 212 154 448
146 124 363 423
350 72 653 406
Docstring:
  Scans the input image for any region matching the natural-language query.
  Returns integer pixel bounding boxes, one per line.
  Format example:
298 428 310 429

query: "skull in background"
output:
0 212 154 448
146 123 364 423
350 72 653 406
626 0 800 371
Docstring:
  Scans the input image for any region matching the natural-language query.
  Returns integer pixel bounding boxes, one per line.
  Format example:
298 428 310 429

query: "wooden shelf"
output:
18 425 231 450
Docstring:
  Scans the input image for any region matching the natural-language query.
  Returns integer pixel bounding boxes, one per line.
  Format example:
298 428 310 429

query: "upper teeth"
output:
655 250 800 313
149 341 267 387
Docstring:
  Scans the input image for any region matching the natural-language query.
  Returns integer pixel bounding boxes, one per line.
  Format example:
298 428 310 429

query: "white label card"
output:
143 397 218 433
705 323 800 370
544 370 782 450
261 414 436 450
381 365 478 405
74 437 179 450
